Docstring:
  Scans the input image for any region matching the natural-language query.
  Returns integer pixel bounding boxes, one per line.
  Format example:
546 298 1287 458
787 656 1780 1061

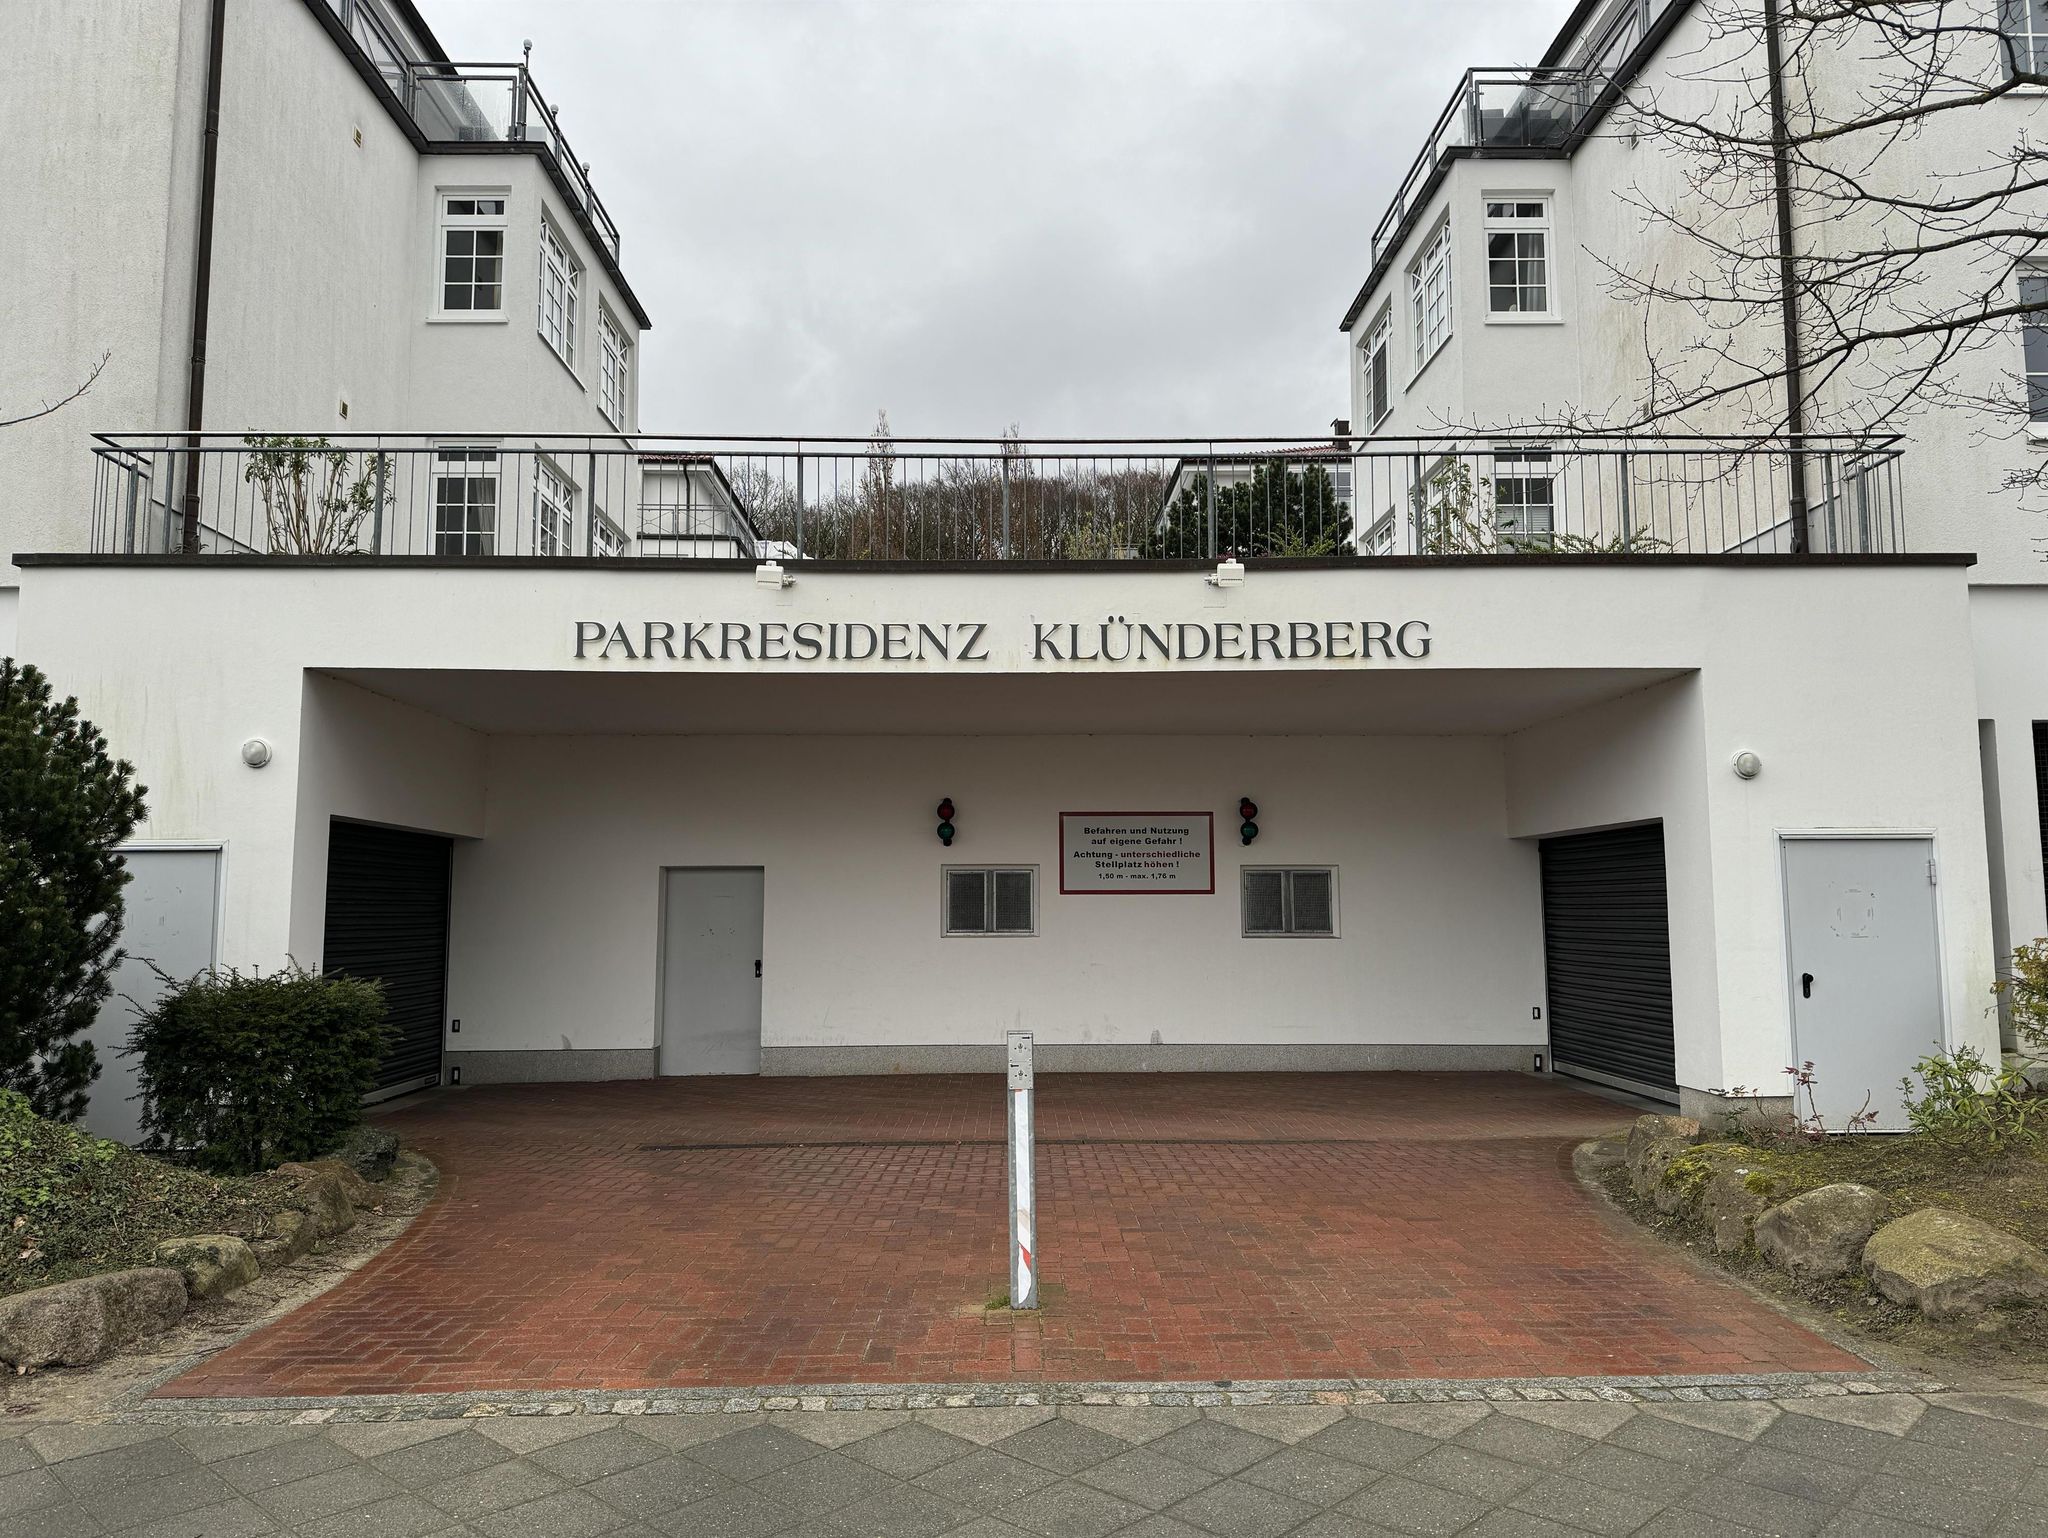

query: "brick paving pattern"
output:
160 1073 1859 1398
13 1389 2048 1536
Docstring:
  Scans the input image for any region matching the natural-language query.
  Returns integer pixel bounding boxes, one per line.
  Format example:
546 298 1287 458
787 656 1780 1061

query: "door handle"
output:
754 959 762 979
1800 972 1813 999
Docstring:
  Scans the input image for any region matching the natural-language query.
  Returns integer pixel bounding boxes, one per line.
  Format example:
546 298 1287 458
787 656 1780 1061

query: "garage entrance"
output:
1539 823 1677 1102
323 820 452 1100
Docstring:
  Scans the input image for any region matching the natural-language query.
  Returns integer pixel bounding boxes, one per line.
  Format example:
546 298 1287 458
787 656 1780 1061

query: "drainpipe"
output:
180 0 229 555
1762 0 1811 553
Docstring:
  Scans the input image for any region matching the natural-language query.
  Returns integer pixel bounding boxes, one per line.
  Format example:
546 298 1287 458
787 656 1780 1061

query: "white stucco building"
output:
0 0 2018 1140
1337 0 2048 1081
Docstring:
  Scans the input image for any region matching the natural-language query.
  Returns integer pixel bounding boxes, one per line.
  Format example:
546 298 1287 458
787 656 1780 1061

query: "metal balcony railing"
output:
87 433 1907 563
322 0 620 261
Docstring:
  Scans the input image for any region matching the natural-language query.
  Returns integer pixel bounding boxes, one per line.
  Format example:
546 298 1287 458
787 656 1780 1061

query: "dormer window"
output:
436 193 506 317
538 215 581 367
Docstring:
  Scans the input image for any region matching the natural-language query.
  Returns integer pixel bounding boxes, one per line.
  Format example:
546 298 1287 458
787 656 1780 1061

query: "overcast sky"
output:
428 1 1559 440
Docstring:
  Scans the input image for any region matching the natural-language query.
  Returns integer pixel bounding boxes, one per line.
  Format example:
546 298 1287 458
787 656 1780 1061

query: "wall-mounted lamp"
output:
754 561 793 588
241 738 273 769
1731 750 1762 780
936 798 957 846
1206 558 1246 588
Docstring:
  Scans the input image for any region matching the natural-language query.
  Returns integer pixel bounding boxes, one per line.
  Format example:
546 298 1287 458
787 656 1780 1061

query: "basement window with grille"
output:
1242 868 1338 937
944 867 1037 936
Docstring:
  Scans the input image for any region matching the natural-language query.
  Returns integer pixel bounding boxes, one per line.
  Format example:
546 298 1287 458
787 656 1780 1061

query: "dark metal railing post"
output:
512 43 530 141
1001 452 1012 560
1617 450 1632 547
371 446 386 554
793 447 806 559
123 457 141 554
586 447 598 556
1205 445 1217 559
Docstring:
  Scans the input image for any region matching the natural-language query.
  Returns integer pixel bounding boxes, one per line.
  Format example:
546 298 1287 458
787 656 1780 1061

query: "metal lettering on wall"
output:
571 618 1432 664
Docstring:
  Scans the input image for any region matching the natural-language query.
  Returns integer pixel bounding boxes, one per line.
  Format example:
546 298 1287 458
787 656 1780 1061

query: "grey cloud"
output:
429 0 1557 437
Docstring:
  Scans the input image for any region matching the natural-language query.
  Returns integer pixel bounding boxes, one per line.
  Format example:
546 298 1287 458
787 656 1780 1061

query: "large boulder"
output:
154 1235 261 1301
0 1268 188 1372
273 1163 359 1240
1625 1114 1702 1203
1863 1208 2048 1320
252 1208 316 1270
1698 1158 1791 1254
333 1124 399 1182
304 1159 381 1212
1755 1184 1888 1280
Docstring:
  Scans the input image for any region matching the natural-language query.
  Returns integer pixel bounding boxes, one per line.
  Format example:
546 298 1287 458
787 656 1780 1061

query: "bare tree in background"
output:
0 353 110 431
1563 1 2048 504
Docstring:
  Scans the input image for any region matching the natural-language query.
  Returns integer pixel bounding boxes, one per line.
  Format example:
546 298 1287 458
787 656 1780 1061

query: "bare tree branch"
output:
0 353 111 431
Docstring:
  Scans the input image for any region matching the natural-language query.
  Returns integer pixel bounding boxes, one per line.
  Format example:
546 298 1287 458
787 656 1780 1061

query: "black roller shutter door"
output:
1539 822 1677 1102
2035 723 2048 930
323 820 451 1098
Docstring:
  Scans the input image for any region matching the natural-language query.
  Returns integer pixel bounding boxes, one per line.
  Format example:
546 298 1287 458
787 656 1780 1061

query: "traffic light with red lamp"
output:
937 798 957 846
1239 797 1259 845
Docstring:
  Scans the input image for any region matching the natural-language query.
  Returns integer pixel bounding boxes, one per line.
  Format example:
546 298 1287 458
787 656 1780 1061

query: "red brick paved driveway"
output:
159 1073 1860 1398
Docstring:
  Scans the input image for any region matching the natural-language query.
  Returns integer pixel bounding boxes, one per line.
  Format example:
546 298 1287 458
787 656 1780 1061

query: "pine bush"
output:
0 659 148 1122
129 965 391 1174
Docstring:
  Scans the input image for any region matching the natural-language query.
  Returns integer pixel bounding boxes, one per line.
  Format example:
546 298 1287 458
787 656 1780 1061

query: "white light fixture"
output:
754 561 793 588
1206 558 1245 588
241 738 273 769
1731 749 1762 780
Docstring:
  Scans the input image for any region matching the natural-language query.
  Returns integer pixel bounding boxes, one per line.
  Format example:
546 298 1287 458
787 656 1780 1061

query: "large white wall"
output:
11 558 1999 1096
448 733 1543 1070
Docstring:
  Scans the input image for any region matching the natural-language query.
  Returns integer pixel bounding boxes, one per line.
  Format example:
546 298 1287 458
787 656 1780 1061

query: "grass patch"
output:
1600 1140 2048 1370
1703 1131 2048 1250
0 1091 300 1296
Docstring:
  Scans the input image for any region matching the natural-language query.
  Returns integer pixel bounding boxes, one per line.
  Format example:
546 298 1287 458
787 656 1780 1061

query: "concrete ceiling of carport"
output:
323 666 1693 737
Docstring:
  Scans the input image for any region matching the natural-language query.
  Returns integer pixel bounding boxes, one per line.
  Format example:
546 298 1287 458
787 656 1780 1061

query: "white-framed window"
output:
532 457 576 556
537 214 581 366
436 193 507 316
1484 197 1552 316
943 866 1037 936
1361 310 1393 426
432 445 498 555
1493 450 1557 543
1242 868 1337 937
2021 269 2048 425
1409 219 1453 370
1362 509 1397 555
2003 0 2048 75
599 308 630 427
591 507 625 557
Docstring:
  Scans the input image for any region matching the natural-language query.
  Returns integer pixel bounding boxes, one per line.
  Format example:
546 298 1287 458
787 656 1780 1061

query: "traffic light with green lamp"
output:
937 798 957 846
1239 797 1259 846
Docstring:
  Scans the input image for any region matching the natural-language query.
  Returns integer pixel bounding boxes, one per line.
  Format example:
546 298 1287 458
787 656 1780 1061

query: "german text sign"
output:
1059 813 1215 894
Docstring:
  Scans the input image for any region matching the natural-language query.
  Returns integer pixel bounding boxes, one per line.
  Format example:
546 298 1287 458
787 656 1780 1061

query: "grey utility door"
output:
83 846 221 1144
661 868 764 1075
1783 837 1944 1130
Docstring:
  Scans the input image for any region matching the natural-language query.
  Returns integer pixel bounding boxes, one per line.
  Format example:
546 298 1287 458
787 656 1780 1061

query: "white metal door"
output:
660 868 764 1076
83 846 221 1144
1783 837 1944 1131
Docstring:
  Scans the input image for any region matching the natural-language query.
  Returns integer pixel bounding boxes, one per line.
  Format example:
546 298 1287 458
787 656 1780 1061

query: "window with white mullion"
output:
1361 310 1392 426
532 458 576 557
2003 0 2048 76
1484 198 1551 316
432 445 498 555
599 309 630 426
1241 868 1337 937
1410 221 1453 369
943 867 1037 936
436 193 507 316
2022 271 2048 425
537 216 581 365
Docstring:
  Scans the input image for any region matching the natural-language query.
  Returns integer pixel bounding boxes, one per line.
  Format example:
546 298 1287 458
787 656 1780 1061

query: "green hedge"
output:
129 965 391 1175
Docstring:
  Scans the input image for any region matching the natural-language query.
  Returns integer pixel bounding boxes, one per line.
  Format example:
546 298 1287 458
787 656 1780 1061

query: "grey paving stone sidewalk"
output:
6 1387 2047 1537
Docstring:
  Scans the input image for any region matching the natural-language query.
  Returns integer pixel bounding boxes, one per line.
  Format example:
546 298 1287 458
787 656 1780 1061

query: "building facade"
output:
0 0 2018 1140
1335 0 2048 1063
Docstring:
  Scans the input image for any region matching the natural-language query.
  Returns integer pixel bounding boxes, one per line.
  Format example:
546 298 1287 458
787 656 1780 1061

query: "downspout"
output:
180 0 229 555
1762 0 1811 553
